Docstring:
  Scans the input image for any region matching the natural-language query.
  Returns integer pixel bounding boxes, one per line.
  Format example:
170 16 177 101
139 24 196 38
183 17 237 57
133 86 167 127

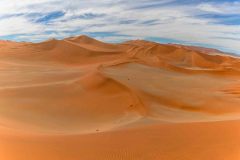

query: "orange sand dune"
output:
0 35 240 160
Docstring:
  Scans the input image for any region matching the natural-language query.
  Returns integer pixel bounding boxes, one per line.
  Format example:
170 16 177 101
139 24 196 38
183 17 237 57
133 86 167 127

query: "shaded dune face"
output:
0 36 240 159
0 70 144 133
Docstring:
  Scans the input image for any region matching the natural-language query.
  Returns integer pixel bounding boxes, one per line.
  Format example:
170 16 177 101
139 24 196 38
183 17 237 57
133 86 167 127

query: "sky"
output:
0 0 240 54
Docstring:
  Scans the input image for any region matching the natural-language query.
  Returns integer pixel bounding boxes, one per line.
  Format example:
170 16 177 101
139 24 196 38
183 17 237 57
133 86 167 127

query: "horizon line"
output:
1 34 238 57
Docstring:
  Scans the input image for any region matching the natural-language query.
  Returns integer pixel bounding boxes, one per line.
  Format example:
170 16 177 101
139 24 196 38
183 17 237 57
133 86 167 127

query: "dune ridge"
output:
0 35 240 160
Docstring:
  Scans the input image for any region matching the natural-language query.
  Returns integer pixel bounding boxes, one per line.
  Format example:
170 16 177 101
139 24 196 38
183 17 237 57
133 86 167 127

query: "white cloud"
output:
0 16 43 36
197 2 240 14
197 4 223 13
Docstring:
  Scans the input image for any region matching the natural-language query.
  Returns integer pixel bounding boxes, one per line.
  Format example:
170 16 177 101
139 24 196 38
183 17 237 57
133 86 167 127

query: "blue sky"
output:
0 0 240 54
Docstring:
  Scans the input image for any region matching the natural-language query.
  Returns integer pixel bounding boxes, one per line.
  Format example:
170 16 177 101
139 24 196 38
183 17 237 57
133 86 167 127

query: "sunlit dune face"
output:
0 36 240 160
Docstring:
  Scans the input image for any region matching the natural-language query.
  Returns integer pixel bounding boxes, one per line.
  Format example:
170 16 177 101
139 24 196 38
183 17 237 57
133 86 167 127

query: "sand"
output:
0 35 240 160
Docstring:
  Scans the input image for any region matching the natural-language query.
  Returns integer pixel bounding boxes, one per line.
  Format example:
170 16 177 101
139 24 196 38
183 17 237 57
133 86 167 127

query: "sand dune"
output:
0 35 240 160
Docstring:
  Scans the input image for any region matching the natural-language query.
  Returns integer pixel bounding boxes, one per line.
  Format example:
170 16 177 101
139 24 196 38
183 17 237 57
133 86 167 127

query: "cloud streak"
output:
0 0 239 54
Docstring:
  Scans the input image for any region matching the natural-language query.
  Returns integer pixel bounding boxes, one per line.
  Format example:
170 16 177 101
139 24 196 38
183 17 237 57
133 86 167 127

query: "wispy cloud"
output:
0 0 239 54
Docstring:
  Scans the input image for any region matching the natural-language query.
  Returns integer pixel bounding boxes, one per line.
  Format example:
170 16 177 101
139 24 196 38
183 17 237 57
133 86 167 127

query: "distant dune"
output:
0 35 240 160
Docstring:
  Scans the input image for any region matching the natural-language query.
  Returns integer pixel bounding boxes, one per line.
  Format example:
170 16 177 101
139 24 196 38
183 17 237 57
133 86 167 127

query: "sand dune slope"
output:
0 35 240 160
